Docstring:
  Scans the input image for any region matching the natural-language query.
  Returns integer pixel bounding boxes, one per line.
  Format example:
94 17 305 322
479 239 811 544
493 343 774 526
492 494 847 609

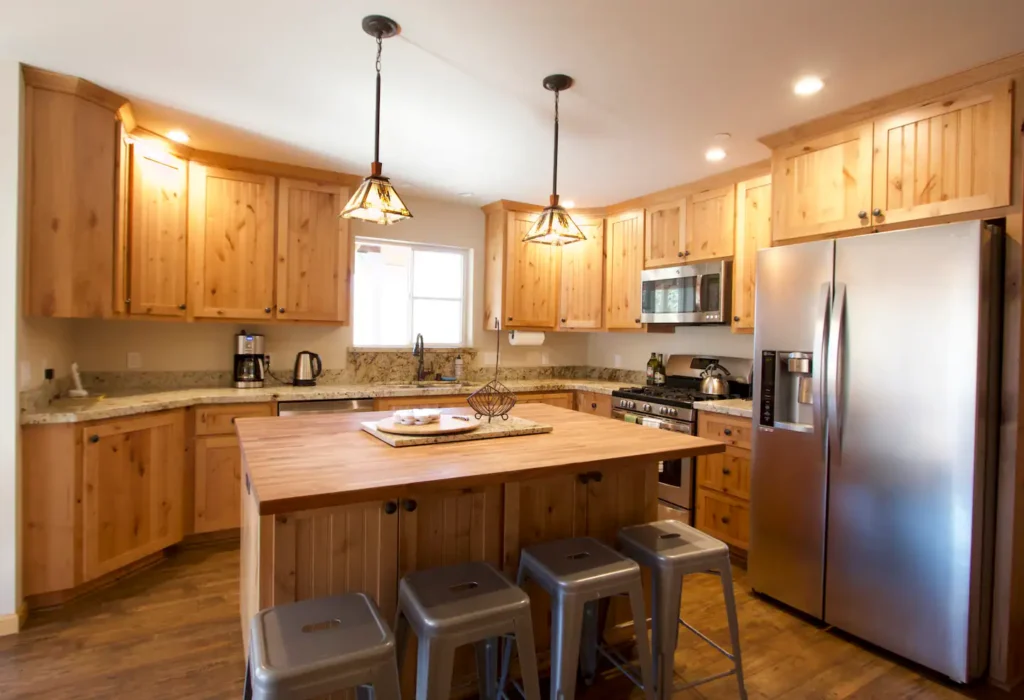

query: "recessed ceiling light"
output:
705 147 726 162
562 200 576 209
457 192 474 198
166 129 190 144
794 76 824 96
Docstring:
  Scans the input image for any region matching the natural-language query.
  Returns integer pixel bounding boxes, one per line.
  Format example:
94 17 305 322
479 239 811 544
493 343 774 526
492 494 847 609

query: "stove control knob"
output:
669 407 677 416
618 399 626 408
660 406 667 415
643 403 652 412
629 401 636 409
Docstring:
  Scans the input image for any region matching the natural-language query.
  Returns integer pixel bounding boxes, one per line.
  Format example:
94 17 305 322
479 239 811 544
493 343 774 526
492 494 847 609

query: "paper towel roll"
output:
508 330 545 346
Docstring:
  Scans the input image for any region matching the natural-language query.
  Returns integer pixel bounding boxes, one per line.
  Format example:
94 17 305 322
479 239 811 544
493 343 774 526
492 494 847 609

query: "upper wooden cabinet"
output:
505 211 561 329
559 215 605 330
773 80 1013 242
276 179 352 323
871 80 1012 226
686 185 736 262
187 163 277 320
605 209 645 330
126 143 189 317
23 72 123 318
732 175 772 333
644 200 686 268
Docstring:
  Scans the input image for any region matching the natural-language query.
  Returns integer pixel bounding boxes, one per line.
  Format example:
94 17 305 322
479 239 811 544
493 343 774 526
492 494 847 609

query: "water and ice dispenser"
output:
759 350 814 428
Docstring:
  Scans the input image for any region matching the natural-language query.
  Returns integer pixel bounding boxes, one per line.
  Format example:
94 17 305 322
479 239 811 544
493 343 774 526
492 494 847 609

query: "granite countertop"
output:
21 379 625 425
692 398 754 419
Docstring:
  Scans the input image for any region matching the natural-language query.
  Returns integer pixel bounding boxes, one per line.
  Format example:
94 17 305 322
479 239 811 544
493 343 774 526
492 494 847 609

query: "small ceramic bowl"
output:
393 409 441 425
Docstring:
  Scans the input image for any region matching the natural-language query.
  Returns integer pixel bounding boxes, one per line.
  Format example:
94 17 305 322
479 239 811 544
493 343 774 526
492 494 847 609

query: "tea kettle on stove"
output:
293 351 323 387
699 361 730 397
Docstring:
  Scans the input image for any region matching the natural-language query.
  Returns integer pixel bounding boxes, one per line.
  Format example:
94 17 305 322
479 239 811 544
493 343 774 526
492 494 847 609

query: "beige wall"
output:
587 325 754 371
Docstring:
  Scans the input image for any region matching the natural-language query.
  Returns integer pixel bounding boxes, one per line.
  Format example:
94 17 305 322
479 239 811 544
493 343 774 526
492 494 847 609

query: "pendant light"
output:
523 74 585 245
341 15 413 224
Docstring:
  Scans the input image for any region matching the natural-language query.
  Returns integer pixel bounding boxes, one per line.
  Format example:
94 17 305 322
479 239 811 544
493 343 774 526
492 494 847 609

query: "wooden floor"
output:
0 541 1015 700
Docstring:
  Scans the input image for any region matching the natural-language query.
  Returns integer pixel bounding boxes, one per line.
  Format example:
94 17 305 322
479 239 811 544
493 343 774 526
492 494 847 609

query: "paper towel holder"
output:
508 330 546 346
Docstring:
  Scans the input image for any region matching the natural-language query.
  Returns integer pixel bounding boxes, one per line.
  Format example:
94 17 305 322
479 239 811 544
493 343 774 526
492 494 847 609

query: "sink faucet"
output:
412 333 426 381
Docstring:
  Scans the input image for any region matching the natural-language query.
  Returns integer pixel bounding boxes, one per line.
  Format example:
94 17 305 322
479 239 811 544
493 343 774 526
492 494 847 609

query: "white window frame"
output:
353 236 470 349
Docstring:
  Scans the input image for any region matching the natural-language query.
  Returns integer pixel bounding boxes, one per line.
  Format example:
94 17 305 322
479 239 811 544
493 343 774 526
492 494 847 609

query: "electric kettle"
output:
292 351 323 387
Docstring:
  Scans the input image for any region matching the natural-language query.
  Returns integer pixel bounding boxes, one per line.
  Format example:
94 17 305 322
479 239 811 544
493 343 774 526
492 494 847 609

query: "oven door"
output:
612 409 695 512
640 261 730 324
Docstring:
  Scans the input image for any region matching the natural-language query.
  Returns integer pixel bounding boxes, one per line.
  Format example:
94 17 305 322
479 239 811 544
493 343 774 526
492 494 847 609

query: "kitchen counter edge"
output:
692 398 754 419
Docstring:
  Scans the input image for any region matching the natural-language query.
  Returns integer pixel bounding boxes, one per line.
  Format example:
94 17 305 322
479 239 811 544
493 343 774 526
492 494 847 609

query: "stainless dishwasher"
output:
276 398 375 416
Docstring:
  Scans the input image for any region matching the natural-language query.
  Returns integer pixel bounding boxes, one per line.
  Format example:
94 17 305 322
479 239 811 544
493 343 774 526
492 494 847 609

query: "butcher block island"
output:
237 403 724 686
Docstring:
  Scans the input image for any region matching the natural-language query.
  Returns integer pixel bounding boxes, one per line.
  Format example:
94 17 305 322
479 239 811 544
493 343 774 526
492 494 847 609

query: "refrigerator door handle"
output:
813 282 831 458
827 283 847 464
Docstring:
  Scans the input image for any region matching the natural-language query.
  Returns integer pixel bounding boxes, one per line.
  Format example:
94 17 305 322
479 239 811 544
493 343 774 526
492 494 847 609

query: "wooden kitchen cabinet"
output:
276 179 352 323
559 215 605 330
23 68 125 318
516 392 574 409
686 185 735 262
605 209 645 329
575 391 612 418
695 411 752 558
127 142 189 317
645 199 686 268
187 163 276 320
732 175 772 333
504 211 561 328
695 488 750 550
82 411 186 581
871 79 1012 226
697 446 751 500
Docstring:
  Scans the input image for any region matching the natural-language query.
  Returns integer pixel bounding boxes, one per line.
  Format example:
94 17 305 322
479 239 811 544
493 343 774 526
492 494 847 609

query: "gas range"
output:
611 386 722 422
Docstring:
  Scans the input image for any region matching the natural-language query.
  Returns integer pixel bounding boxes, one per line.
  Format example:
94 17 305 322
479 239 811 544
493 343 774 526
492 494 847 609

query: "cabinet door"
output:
504 211 560 329
772 124 873 242
559 216 604 330
695 487 750 550
645 200 686 268
187 163 276 320
605 209 645 329
732 175 772 332
276 179 352 322
517 392 574 409
128 144 188 317
872 80 1012 226
696 446 751 500
575 391 612 418
194 435 242 533
82 411 185 580
25 87 117 318
686 185 735 262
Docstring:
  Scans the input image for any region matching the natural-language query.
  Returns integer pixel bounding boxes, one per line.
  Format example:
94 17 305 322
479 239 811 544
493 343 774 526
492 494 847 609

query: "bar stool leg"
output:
513 611 543 700
651 569 683 700
394 610 411 666
579 600 600 684
627 581 656 700
550 595 584 700
415 636 455 700
242 655 254 700
475 637 499 700
718 563 748 700
365 657 403 700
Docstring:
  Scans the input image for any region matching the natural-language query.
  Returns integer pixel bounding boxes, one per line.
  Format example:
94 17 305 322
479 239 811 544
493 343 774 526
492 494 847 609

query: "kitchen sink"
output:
385 382 468 390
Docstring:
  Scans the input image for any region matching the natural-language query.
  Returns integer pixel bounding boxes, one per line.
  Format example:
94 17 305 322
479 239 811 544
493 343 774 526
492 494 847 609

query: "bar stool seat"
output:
244 592 400 700
618 520 747 700
503 536 655 700
395 561 541 700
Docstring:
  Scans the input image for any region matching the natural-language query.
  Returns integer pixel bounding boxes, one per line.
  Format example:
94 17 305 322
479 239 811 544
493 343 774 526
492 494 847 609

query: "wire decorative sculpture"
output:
467 318 518 422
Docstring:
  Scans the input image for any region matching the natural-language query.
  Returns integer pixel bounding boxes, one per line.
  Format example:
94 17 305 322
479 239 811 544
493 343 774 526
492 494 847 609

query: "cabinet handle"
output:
683 250 690 256
89 434 99 444
858 210 868 220
279 307 286 314
231 417 237 424
402 499 417 512
178 303 186 310
507 316 513 321
588 471 603 483
577 473 590 485
872 208 883 218
733 315 740 322
723 428 732 436
264 307 272 314
384 501 398 515
677 251 684 257
635 318 641 324
591 402 597 409
245 473 251 495
721 516 731 525
561 318 566 323
722 468 732 475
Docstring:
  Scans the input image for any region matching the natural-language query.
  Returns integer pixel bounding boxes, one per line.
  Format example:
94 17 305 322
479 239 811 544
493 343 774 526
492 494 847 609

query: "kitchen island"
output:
237 403 724 689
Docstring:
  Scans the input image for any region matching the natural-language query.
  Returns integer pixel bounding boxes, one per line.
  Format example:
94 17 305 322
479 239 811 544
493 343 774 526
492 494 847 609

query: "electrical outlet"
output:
126 352 142 369
614 354 623 368
264 353 271 368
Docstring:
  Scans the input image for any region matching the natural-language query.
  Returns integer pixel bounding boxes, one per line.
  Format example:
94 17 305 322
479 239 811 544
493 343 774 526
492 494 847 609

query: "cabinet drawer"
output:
696 446 751 500
575 392 612 418
195 403 274 436
695 488 749 550
698 412 752 450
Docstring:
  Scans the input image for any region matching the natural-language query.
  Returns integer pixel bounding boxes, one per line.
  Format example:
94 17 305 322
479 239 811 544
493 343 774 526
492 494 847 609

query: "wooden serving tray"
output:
361 413 553 448
374 415 481 436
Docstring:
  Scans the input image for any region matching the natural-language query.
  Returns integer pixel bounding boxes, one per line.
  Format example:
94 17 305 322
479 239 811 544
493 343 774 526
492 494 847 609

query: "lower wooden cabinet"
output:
575 391 612 418
694 412 753 555
515 392 574 409
374 394 470 411
695 488 750 550
194 435 244 534
81 411 186 581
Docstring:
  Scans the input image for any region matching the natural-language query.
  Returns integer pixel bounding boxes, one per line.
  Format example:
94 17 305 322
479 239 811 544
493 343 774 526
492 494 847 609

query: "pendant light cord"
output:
552 89 559 197
374 35 383 164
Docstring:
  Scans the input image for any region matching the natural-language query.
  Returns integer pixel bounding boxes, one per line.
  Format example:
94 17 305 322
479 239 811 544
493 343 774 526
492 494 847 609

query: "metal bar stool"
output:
500 536 655 700
618 520 747 700
394 561 542 700
243 592 401 700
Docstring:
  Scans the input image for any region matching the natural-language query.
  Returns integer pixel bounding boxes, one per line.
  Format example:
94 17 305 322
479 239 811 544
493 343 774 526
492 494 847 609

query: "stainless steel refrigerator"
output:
749 221 1001 683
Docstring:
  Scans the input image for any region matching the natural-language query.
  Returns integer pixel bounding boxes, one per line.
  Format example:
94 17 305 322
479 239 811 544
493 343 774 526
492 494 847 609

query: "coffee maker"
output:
233 331 266 389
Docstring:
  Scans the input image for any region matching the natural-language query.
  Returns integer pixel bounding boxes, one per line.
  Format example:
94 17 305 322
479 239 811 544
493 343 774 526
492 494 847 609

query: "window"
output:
353 238 469 347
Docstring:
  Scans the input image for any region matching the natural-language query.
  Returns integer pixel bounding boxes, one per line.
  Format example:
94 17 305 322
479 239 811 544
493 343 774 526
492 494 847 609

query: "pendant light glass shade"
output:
522 195 586 245
342 15 412 225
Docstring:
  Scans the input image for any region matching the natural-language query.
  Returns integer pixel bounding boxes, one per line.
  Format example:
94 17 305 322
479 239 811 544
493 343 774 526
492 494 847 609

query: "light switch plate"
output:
127 352 142 369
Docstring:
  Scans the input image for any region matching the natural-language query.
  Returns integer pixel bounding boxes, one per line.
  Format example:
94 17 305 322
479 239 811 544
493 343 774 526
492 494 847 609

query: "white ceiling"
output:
3 0 1024 206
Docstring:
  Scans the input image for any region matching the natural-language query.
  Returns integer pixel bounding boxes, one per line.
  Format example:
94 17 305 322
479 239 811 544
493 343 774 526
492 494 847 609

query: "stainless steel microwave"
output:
640 261 732 325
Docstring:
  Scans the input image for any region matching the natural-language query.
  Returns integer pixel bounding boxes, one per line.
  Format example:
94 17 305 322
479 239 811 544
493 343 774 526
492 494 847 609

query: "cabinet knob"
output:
591 402 597 409
635 318 641 324
722 468 732 475
858 210 868 220
384 501 398 515
89 434 99 444
178 303 186 310
721 516 731 525
723 428 732 436
577 473 590 485
588 471 603 483
264 307 272 314
872 208 883 217
561 318 567 323
733 315 740 322
507 316 513 321
684 250 690 256
402 499 417 512
279 307 286 314
677 251 684 257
